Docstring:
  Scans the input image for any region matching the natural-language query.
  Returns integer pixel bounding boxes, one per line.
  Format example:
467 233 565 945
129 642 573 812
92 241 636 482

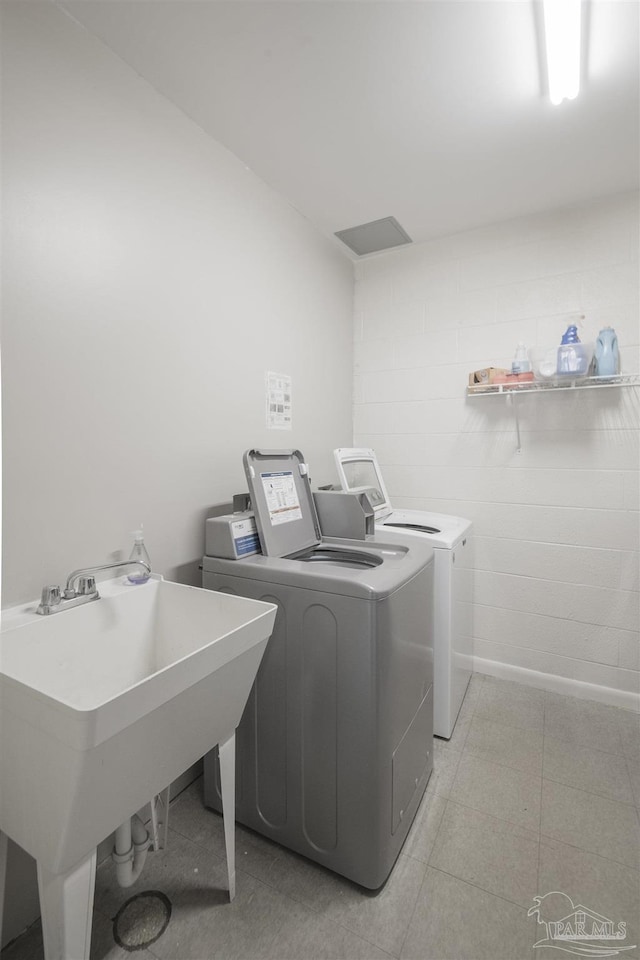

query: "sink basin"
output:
0 575 276 876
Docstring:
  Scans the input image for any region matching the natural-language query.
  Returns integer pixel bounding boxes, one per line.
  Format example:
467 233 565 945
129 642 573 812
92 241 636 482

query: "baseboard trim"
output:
473 658 640 713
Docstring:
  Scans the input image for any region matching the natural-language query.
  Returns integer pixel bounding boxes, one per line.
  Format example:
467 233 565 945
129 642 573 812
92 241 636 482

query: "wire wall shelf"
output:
467 373 640 396
466 373 640 452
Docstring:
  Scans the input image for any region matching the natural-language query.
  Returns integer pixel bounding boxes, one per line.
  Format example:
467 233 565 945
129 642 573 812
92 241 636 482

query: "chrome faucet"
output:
36 560 151 615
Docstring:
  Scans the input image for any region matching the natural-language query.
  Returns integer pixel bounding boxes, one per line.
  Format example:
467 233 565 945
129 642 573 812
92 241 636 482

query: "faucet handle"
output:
77 575 97 596
38 585 61 614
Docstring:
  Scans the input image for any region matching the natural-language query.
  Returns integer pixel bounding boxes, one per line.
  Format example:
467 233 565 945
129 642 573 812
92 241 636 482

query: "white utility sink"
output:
0 575 276 960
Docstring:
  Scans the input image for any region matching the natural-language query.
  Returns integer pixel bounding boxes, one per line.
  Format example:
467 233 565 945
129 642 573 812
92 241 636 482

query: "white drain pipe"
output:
112 815 151 888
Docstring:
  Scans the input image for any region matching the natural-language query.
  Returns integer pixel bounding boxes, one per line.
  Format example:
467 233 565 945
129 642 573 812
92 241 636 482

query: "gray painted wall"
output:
1 1 354 944
1 0 354 608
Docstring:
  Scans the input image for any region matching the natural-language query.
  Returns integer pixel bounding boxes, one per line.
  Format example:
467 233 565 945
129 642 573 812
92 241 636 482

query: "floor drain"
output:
112 890 172 951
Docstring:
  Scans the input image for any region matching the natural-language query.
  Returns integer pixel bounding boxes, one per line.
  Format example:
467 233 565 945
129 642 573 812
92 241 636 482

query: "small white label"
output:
231 518 256 538
261 471 302 526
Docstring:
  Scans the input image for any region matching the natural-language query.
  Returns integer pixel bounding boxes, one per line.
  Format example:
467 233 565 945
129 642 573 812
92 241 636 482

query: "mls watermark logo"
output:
529 891 636 957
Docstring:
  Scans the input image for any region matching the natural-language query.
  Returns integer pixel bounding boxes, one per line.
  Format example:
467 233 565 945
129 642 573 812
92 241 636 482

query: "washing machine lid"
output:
333 447 393 520
243 449 322 558
377 510 472 549
203 533 434 600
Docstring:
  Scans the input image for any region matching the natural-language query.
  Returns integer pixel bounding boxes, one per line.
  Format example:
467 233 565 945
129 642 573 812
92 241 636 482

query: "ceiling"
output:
57 0 639 259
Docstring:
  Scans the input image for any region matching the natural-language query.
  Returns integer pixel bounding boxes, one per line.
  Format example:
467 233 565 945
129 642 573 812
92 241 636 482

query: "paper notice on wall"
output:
266 372 292 430
261 471 302 525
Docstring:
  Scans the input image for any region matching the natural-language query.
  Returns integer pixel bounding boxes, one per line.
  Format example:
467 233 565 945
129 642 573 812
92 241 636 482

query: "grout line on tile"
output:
350 936 396 960
420 864 534 915
541 730 624 754
619 742 640 817
542 730 628 761
540 773 638 810
396 865 427 960
543 689 636 717
539 832 640 873
443 788 542 838
535 760 543 900
422 796 453 854
459 745 544 781
439 797 540 840
344 927 399 960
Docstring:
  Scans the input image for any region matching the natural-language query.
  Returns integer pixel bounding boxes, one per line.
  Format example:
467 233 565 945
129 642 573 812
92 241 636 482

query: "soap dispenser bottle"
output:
127 527 151 583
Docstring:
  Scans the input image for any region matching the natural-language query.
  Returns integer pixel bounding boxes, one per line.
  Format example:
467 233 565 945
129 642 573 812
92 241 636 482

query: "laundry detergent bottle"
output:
595 326 619 378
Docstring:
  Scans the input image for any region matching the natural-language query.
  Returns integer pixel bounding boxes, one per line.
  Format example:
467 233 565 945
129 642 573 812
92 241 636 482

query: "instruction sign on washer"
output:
261 471 302 525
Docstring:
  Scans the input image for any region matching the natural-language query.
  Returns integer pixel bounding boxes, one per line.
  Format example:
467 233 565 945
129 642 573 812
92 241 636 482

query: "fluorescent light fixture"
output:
543 0 582 105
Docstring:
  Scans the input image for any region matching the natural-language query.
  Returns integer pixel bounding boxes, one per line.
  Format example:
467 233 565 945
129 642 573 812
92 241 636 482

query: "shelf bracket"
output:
507 393 522 453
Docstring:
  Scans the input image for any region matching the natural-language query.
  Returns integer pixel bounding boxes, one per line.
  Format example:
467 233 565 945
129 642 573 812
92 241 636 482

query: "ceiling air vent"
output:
334 216 412 256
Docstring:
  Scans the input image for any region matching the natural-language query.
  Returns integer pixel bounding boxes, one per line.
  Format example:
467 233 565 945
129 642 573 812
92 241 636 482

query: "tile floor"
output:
3 674 639 960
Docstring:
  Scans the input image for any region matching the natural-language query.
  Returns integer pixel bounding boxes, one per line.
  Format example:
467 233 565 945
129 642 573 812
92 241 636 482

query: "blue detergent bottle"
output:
595 326 619 377
557 324 589 376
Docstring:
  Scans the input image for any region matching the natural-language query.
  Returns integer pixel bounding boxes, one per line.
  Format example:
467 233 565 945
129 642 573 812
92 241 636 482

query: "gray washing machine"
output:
202 449 434 889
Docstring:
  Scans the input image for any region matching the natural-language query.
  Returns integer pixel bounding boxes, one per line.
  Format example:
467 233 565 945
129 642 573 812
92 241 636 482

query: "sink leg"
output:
37 850 96 960
218 733 236 901
150 786 170 851
0 831 8 946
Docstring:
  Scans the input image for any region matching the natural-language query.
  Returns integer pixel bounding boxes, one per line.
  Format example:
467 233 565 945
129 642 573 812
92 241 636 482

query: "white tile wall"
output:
353 192 640 701
473 604 623 666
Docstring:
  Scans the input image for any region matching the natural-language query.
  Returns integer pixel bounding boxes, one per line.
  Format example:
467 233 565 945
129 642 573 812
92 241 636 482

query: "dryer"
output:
202 449 434 889
334 447 473 739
